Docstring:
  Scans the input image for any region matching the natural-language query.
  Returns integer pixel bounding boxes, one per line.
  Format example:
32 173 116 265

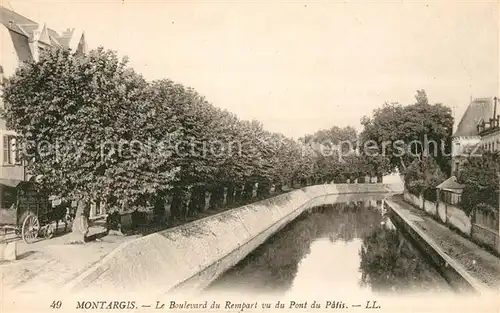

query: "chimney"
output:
61 28 74 38
494 97 498 127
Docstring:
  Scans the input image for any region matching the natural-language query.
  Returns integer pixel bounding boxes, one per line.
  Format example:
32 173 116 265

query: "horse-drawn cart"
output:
0 179 58 244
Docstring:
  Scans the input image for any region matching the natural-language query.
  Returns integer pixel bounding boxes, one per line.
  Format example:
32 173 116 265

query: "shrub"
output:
404 156 445 201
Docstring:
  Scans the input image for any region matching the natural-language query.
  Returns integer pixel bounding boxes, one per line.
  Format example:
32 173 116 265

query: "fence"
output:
403 191 471 235
471 206 500 254
403 190 500 254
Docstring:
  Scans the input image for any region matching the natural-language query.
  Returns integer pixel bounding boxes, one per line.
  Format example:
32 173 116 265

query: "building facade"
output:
441 96 500 253
0 5 87 181
451 97 494 175
477 97 500 153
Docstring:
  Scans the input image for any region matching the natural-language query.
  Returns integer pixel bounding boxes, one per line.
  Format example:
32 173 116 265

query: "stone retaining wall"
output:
63 183 401 297
471 224 500 254
385 200 487 294
403 192 500 255
403 191 471 235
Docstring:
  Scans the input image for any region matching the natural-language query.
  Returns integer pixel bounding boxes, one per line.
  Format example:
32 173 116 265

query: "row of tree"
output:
3 45 460 239
2 47 389 239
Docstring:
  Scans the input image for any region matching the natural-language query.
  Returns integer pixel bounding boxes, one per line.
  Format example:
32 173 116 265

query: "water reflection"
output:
207 198 451 296
359 224 450 294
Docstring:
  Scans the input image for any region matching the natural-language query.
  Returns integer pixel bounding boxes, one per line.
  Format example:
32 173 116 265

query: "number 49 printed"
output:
50 301 63 309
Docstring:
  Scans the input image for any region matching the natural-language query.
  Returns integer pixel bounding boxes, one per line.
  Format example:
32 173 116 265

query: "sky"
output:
6 0 500 139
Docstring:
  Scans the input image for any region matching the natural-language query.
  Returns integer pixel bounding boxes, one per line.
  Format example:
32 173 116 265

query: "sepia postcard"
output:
0 0 499 312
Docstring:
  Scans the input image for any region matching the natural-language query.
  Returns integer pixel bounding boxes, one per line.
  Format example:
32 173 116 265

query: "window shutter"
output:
14 136 21 164
3 135 9 164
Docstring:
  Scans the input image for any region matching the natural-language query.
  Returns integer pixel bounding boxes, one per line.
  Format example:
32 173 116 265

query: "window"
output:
89 200 107 217
97 201 106 215
2 135 21 165
0 68 4 110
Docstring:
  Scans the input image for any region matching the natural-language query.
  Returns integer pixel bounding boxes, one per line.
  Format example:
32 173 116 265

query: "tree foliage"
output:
359 227 449 293
4 46 385 232
3 48 182 212
457 152 500 215
404 155 446 201
360 90 453 175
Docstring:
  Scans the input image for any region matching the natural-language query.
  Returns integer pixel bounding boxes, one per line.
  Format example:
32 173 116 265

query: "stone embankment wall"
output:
385 199 487 294
471 224 500 255
63 183 402 297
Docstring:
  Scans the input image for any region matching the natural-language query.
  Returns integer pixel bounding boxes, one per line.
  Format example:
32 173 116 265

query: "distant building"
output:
477 97 500 153
451 97 494 175
436 176 464 206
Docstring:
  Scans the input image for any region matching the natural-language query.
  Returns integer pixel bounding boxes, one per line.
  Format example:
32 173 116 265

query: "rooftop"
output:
436 176 465 191
453 97 495 138
0 5 37 36
0 5 78 49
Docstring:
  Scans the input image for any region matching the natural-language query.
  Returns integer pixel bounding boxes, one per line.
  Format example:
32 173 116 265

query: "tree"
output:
457 152 500 215
404 155 446 201
360 90 453 176
4 44 396 242
361 153 392 183
359 227 447 293
3 48 178 241
303 125 357 152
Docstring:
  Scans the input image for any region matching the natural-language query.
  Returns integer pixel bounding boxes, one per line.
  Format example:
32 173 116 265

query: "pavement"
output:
5 186 496 297
388 195 500 289
0 201 243 295
0 223 140 294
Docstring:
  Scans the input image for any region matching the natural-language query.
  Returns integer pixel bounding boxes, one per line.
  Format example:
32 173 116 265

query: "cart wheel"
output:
44 223 56 239
21 213 40 244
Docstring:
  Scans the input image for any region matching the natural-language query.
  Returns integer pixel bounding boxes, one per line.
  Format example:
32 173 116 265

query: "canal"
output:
205 195 453 297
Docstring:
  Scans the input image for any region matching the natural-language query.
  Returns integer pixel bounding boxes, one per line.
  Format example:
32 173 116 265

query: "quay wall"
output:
64 183 402 296
385 199 488 295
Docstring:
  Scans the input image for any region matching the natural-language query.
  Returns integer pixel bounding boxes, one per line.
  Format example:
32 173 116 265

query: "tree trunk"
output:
210 185 225 209
234 184 243 203
170 188 182 220
153 195 165 224
242 182 254 201
179 189 190 220
377 175 383 183
189 186 204 216
275 183 283 193
70 200 89 243
257 180 271 198
200 188 207 211
399 157 407 173
226 183 235 206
